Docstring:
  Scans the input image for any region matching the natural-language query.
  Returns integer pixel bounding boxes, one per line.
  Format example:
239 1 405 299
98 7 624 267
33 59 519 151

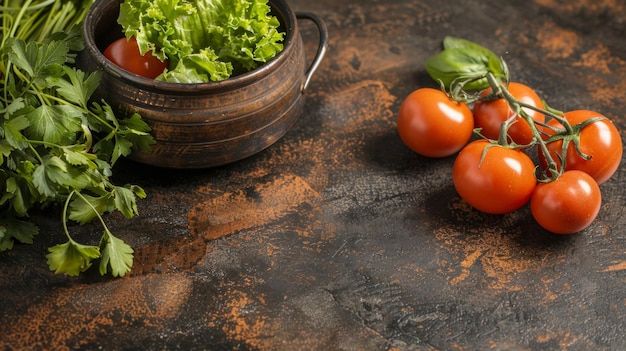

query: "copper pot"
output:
78 0 328 169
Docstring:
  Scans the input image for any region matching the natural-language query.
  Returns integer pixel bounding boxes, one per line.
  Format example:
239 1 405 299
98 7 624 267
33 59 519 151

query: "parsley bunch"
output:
0 0 155 276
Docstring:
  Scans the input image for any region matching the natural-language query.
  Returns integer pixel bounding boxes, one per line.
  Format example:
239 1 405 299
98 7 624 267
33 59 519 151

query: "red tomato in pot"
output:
103 37 168 79
397 88 474 158
530 170 601 234
540 110 622 185
452 140 537 214
473 82 545 145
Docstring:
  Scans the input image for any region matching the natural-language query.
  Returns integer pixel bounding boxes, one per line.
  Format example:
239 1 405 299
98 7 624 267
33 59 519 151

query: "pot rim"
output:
82 0 298 94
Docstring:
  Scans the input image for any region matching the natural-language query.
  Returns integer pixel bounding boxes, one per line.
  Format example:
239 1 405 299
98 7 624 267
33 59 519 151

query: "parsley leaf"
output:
1 1 154 276
46 239 101 276
25 104 83 144
0 217 39 251
68 193 112 225
7 38 68 84
99 229 134 277
48 66 101 108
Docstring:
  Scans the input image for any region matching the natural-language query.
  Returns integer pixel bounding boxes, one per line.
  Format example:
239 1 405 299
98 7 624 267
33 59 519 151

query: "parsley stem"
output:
1 0 151 277
5 0 34 45
72 189 113 234
61 190 76 242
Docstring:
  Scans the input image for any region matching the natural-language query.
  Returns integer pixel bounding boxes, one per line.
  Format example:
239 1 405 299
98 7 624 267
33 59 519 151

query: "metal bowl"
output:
78 0 328 169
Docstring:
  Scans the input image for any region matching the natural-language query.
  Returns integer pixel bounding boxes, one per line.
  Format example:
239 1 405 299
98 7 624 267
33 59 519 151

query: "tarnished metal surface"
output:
1 0 625 350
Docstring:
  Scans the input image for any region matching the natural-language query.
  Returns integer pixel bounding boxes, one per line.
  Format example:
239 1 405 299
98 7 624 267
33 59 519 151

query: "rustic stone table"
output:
1 0 625 350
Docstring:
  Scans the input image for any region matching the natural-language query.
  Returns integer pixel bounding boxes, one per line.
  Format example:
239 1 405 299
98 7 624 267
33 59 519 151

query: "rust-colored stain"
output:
2 0 626 349
188 174 320 240
575 44 618 75
207 287 273 350
263 78 397 184
572 45 626 107
533 0 626 15
433 199 541 291
1 275 192 350
131 234 206 275
600 261 626 272
535 22 580 60
531 0 626 111
535 331 587 349
130 173 322 275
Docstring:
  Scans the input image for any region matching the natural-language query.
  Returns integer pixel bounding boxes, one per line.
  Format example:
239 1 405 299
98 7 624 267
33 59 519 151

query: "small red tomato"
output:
473 82 545 145
452 140 537 214
530 170 601 234
540 110 622 185
103 37 168 79
397 88 474 158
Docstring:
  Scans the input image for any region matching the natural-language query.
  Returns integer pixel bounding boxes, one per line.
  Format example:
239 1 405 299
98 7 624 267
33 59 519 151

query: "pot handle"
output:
296 12 329 92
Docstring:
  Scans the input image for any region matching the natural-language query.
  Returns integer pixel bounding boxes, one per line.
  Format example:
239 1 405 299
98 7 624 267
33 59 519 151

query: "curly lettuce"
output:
117 0 285 83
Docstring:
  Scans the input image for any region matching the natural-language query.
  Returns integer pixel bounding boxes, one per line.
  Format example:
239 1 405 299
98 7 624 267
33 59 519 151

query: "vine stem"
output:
484 72 562 181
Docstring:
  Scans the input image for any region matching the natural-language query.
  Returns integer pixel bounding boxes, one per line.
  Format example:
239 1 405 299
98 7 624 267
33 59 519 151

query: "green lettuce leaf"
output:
118 0 284 82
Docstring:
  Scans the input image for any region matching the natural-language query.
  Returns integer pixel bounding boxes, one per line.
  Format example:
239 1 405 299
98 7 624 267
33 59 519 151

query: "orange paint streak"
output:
188 175 320 240
600 261 626 272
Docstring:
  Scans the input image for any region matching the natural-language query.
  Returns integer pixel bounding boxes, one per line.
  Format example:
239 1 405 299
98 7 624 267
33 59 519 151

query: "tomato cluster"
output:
397 82 622 234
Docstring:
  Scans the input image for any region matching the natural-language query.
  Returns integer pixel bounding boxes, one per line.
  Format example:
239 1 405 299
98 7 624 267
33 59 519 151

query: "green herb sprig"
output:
1 0 155 277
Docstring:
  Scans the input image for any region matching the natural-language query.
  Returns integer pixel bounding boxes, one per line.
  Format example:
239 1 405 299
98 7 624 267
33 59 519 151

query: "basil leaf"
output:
425 36 507 90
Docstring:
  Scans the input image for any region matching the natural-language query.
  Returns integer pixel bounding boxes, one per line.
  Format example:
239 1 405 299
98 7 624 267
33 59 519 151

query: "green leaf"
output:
130 184 147 199
2 97 26 118
97 102 119 125
113 185 140 218
62 144 98 166
46 240 101 276
25 104 83 144
48 67 101 108
111 137 134 165
6 39 36 77
93 158 113 178
0 139 14 164
68 193 112 225
3 177 32 216
31 155 95 199
443 36 487 51
0 5 150 277
32 155 69 198
44 26 86 55
99 230 134 277
7 38 69 83
119 0 283 82
118 113 155 152
120 112 152 133
82 101 107 133
0 226 7 251
425 36 507 90
0 217 39 251
2 115 30 149
158 50 232 83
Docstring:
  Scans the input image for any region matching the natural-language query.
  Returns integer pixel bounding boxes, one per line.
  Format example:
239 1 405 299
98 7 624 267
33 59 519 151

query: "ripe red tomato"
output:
540 110 622 185
530 170 601 234
103 37 168 79
452 140 537 214
473 82 545 145
397 88 474 158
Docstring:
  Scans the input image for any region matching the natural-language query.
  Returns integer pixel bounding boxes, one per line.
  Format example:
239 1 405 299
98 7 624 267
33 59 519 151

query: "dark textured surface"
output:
1 0 626 350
